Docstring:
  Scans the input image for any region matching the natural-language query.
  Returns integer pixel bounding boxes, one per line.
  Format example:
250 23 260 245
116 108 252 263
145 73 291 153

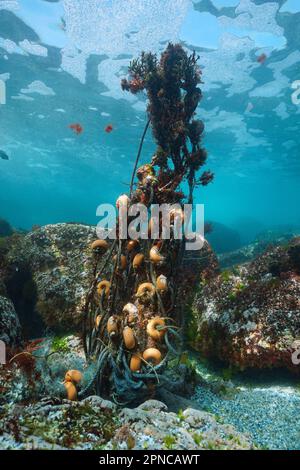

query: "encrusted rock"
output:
0 224 97 333
191 238 300 372
0 295 21 347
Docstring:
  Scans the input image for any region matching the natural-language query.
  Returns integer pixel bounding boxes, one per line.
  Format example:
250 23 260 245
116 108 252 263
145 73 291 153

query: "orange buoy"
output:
95 315 102 329
64 369 82 401
127 240 139 252
149 246 165 264
136 282 156 299
113 254 127 271
65 370 82 384
156 274 168 292
91 239 109 253
64 380 78 401
132 253 144 270
97 280 111 298
130 354 142 372
143 348 162 365
147 317 166 340
116 194 130 209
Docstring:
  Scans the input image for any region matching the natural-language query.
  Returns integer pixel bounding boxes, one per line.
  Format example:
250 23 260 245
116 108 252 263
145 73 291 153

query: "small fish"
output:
257 53 267 64
0 150 9 160
105 124 113 133
69 123 83 135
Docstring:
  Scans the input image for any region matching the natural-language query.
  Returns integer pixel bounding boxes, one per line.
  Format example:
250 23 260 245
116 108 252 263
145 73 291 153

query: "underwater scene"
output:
0 0 300 456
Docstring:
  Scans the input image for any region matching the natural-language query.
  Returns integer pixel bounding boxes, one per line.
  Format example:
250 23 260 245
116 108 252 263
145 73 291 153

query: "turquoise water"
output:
0 0 299 240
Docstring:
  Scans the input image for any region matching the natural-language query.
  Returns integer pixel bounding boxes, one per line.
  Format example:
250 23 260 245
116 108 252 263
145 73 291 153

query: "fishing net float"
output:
81 43 214 404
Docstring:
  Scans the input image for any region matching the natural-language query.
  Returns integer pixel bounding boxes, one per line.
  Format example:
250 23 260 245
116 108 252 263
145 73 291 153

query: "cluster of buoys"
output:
89 232 170 373
83 191 174 383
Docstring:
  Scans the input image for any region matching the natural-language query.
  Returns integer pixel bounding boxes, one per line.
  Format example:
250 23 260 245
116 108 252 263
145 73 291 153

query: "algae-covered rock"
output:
0 396 255 450
191 237 300 372
0 218 13 238
0 295 21 347
0 224 97 334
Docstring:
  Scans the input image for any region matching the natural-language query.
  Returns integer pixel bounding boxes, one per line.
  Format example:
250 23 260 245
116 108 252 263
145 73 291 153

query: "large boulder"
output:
206 221 242 254
0 218 14 238
191 238 300 372
0 296 21 347
0 224 97 335
218 231 300 269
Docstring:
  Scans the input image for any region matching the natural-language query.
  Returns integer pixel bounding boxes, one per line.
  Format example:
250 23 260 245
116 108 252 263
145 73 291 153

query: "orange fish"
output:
257 53 267 64
105 124 113 133
69 123 83 135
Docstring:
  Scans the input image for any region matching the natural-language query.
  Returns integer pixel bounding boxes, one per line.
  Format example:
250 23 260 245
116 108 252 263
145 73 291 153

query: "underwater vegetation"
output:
81 43 214 404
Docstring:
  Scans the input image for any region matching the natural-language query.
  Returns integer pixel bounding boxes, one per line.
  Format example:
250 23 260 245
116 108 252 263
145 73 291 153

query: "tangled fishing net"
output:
81 43 214 404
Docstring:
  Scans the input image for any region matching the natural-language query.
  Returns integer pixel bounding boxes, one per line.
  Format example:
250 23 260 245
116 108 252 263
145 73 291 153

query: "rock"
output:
0 296 21 347
116 399 254 450
206 221 242 254
218 243 263 269
82 395 117 412
138 399 168 412
0 397 255 450
191 237 300 372
0 218 13 237
0 224 98 334
182 239 219 284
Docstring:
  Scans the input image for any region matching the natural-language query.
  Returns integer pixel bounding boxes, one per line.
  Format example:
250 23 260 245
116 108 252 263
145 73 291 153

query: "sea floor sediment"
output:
192 358 300 450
